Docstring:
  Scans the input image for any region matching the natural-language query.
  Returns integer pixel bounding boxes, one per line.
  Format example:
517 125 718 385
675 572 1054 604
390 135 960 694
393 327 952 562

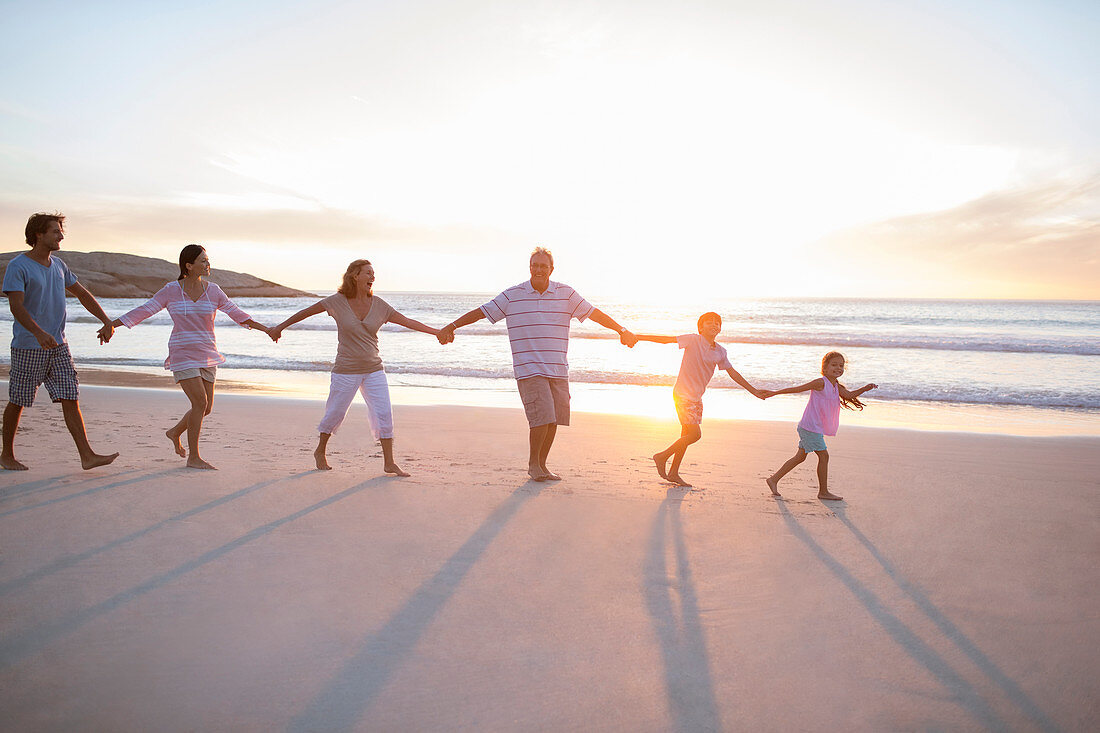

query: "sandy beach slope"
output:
1 385 1098 731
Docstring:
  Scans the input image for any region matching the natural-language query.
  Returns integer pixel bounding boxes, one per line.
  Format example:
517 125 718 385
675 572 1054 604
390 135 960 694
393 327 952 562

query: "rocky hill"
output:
0 251 315 298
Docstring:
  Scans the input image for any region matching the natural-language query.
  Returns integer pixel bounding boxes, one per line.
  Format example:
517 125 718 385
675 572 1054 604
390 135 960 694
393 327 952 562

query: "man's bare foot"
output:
667 473 692 488
186 457 217 470
541 467 562 481
384 463 410 477
528 465 549 482
81 452 119 470
166 429 186 457
1 454 28 470
653 453 669 480
818 491 844 501
765 477 781 496
314 449 331 470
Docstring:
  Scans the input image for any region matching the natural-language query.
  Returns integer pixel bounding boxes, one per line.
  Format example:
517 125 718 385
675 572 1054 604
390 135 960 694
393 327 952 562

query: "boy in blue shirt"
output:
2 213 118 470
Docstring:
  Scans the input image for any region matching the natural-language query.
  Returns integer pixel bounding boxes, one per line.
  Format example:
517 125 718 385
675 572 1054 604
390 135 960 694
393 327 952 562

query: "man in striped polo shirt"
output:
439 247 637 482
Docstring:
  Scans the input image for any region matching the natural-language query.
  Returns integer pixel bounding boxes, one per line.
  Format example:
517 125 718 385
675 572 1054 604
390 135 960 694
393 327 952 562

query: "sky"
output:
1 0 1097 298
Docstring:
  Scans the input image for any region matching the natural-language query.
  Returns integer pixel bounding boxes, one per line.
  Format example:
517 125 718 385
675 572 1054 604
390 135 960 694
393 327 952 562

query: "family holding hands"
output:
4 212 876 502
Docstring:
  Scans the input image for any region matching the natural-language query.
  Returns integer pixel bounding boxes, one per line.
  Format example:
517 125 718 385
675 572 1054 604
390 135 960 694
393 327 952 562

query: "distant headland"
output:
0 251 316 298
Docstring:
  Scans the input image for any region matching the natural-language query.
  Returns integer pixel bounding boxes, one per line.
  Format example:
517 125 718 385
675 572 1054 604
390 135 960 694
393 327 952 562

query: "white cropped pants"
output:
317 370 394 441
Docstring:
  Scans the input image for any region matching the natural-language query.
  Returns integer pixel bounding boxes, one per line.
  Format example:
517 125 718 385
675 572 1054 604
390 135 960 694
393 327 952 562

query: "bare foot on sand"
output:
541 467 562 481
186 457 217 470
166 429 186 457
668 473 692 488
1 454 28 470
653 453 669 480
818 491 844 501
765 476 781 496
528 465 550 482
314 449 332 470
82 452 119 470
385 463 410 477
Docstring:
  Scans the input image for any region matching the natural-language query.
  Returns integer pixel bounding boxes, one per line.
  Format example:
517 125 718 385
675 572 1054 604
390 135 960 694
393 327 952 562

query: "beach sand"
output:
1 384 1097 731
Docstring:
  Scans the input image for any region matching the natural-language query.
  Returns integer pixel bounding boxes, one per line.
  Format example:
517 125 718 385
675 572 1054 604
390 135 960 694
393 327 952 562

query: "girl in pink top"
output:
110 245 270 469
762 351 877 501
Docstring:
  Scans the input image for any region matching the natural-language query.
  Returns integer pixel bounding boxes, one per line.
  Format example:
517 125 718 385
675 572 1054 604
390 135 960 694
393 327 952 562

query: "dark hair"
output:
25 212 65 246
178 244 206 280
821 351 864 410
337 259 372 298
697 312 721 333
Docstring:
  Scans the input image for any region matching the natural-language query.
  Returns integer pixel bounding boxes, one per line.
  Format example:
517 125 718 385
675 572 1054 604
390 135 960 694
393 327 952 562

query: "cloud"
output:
821 172 1100 299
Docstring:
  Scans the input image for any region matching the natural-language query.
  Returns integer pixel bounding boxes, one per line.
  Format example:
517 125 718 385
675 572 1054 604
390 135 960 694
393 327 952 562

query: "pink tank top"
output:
798 378 841 436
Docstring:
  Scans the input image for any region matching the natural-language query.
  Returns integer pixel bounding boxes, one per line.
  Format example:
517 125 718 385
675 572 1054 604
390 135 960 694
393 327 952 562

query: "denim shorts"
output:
796 426 828 452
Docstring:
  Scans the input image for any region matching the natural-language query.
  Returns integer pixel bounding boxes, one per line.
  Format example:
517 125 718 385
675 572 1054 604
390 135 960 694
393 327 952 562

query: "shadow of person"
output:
287 481 544 732
830 504 1060 733
642 487 723 732
774 498 1012 730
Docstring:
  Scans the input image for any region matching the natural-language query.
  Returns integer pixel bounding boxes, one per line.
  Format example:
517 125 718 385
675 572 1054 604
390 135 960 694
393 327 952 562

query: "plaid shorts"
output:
8 345 80 407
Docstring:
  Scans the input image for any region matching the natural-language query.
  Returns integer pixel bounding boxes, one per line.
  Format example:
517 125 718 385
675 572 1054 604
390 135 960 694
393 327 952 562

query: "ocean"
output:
4 293 1098 436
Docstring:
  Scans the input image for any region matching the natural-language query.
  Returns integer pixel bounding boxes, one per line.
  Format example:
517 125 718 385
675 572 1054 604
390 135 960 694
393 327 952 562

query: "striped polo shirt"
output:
481 280 594 380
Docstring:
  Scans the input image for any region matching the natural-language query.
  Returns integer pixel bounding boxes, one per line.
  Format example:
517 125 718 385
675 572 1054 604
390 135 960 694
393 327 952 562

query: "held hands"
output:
619 330 638 347
437 324 455 345
268 327 283 343
96 322 114 345
754 388 772 400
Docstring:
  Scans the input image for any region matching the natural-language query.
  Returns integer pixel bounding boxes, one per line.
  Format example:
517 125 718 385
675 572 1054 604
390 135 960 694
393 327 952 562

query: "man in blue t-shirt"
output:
2 212 118 470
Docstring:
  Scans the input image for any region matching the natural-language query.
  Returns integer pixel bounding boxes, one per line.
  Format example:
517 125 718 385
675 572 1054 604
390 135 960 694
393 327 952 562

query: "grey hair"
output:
530 246 554 267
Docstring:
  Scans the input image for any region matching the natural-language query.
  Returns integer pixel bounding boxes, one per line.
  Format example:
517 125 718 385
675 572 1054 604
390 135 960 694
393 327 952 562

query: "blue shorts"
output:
796 426 828 453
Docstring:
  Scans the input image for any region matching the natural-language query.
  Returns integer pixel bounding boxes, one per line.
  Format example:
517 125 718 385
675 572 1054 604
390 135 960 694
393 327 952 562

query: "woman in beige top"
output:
269 259 442 474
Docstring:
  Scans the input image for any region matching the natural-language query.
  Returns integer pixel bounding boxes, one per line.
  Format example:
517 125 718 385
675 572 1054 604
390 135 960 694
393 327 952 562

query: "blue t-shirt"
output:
2 253 78 349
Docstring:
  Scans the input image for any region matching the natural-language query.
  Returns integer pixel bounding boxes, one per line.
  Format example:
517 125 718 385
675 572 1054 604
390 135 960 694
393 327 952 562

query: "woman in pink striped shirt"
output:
110 245 270 469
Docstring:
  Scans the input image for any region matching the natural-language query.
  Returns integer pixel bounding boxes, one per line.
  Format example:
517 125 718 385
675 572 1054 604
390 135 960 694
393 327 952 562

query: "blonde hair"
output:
530 246 553 267
821 351 864 411
337 259 371 298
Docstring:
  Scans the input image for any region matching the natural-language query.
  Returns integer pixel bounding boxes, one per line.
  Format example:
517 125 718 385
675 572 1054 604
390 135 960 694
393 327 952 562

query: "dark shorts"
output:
517 376 570 428
9 344 80 407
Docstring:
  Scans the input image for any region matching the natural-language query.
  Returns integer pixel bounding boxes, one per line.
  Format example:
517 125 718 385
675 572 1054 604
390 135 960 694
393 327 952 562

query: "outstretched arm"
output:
438 307 486 344
839 382 877 400
66 282 115 344
589 308 637 346
634 334 677 345
762 378 825 399
389 310 441 337
724 366 767 399
268 301 327 341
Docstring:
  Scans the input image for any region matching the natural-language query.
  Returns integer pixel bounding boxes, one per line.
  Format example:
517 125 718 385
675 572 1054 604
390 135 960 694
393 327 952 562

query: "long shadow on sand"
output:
831 506 1060 733
0 473 382 670
0 469 176 520
287 482 543 733
642 489 722 733
0 471 315 597
776 500 1013 730
0 468 141 503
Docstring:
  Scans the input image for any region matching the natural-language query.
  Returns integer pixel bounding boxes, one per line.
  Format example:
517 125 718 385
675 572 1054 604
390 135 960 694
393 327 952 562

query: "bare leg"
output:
1 402 28 470
666 425 700 487
766 448 807 496
59 399 119 470
815 450 842 500
381 437 410 476
314 433 332 470
177 378 215 469
538 423 561 480
528 424 553 481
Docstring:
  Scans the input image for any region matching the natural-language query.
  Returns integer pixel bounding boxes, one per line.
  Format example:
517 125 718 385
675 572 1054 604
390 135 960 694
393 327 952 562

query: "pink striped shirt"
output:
120 281 252 371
